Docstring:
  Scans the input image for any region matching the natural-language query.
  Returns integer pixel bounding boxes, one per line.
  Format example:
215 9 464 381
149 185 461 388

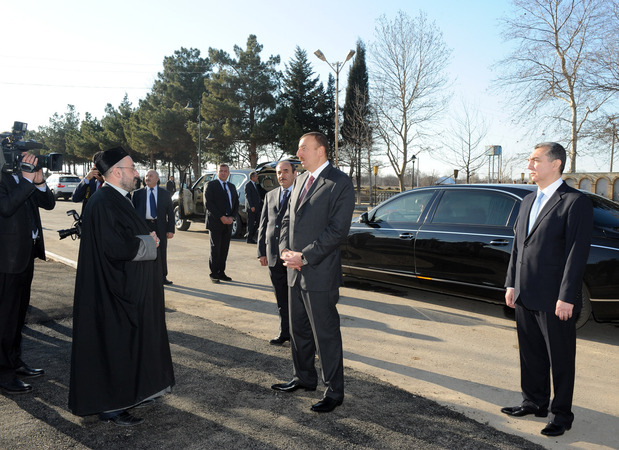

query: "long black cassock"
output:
69 184 175 416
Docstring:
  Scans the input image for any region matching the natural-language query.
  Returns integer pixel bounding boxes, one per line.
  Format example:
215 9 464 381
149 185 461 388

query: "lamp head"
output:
314 49 326 62
345 50 355 62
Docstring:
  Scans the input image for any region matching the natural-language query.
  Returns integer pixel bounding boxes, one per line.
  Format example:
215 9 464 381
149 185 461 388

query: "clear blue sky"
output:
2 0 599 175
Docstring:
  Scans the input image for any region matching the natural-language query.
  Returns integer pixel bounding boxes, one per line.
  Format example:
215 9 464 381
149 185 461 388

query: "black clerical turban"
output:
94 147 129 174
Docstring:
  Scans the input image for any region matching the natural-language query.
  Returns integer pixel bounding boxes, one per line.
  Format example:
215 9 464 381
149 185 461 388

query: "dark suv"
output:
172 162 297 238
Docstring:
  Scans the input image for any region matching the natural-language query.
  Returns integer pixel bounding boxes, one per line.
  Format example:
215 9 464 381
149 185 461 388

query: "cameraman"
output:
0 152 55 394
72 164 103 207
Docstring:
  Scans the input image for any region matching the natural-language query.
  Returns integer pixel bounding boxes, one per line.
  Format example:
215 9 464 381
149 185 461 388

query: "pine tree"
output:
341 40 371 192
275 47 326 154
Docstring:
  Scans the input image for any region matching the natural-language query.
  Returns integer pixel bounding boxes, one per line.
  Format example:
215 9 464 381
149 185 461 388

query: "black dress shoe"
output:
311 397 343 413
15 364 45 378
0 378 32 394
271 380 316 392
210 275 220 284
269 336 290 345
99 410 144 427
219 274 232 282
163 279 173 285
541 421 571 436
501 405 548 417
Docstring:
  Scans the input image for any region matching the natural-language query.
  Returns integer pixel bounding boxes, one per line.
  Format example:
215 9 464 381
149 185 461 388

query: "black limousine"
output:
342 184 619 329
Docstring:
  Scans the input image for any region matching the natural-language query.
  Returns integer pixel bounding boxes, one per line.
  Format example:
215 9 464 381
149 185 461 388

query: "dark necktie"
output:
150 188 157 218
296 175 315 208
280 189 290 209
223 182 232 215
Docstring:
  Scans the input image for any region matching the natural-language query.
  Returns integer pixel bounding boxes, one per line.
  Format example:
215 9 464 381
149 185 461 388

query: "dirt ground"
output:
0 260 543 449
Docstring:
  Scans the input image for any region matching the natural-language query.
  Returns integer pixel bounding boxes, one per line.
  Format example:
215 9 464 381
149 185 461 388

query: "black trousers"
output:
515 302 577 427
145 220 168 279
246 210 259 242
289 282 344 401
0 246 35 381
209 224 232 277
268 260 289 339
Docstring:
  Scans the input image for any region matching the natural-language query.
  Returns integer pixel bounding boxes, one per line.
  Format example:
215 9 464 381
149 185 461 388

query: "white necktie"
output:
528 192 545 234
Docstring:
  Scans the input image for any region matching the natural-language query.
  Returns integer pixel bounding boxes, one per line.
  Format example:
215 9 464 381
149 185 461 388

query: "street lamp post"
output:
411 155 417 189
372 165 378 207
314 49 355 168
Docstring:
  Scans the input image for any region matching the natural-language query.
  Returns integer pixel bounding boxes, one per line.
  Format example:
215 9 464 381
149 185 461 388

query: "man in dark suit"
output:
244 171 262 244
72 164 103 208
502 142 593 437
271 132 355 413
0 152 55 394
165 176 176 193
132 169 175 285
205 163 239 283
257 160 297 345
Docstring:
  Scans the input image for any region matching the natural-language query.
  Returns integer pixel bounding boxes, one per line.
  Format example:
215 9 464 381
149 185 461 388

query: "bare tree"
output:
438 99 489 183
589 1 619 94
494 0 613 173
370 10 451 192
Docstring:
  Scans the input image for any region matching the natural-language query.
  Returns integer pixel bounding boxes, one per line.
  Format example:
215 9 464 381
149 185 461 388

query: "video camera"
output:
1 121 63 174
58 209 82 240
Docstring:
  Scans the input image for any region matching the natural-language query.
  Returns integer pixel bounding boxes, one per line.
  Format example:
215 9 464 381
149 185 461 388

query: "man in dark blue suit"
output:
502 142 593 437
205 164 239 283
244 171 262 244
272 132 355 413
257 160 296 345
0 153 55 394
132 169 175 285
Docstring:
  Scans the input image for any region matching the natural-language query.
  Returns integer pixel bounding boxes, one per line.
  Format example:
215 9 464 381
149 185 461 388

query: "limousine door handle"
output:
489 239 510 246
399 233 415 240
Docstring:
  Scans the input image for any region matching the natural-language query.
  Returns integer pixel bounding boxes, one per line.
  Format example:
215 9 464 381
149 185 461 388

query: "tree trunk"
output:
570 103 578 173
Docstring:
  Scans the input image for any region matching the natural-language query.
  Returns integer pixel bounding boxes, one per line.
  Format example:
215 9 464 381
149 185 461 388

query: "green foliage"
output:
29 42 340 172
204 35 280 167
342 40 372 185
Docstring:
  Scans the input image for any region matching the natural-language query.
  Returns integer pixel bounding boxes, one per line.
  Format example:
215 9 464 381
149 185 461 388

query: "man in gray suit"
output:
501 142 593 437
271 132 355 413
257 160 296 345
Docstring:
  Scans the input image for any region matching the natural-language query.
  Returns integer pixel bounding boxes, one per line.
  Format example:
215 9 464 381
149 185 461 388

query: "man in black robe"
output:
69 148 175 426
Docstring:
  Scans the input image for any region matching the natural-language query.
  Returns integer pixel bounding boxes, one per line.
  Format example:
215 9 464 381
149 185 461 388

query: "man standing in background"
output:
244 171 262 244
205 163 239 283
72 164 103 208
257 160 296 345
165 176 176 194
133 169 175 285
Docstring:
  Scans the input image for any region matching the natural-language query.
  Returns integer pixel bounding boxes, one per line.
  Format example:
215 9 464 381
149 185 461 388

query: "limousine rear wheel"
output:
575 284 592 330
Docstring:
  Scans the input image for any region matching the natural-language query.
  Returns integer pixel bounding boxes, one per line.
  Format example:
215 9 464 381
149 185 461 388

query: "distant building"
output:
563 173 619 201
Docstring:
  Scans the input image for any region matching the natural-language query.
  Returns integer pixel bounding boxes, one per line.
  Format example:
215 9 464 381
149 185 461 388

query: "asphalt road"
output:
37 203 619 449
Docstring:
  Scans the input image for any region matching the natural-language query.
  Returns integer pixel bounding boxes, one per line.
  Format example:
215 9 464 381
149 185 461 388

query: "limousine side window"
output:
372 191 435 223
431 190 516 226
